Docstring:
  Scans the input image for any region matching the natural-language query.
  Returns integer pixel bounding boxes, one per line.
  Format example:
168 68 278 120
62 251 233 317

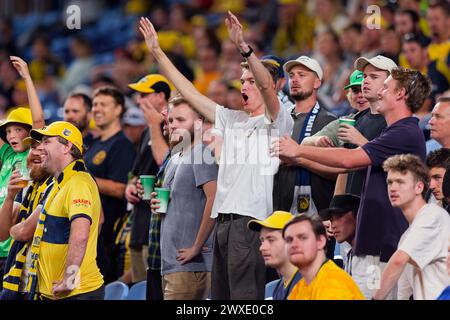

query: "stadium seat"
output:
126 281 147 300
264 279 280 300
104 281 129 300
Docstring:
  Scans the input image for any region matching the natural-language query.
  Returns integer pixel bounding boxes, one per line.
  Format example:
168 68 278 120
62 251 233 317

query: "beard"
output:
76 119 89 132
29 165 50 182
169 128 196 150
291 89 313 102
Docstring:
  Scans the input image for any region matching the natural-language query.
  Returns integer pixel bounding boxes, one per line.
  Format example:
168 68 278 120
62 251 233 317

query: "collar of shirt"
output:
289 102 320 119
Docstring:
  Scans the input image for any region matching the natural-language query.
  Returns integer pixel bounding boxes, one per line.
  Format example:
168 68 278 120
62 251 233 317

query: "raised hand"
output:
10 56 31 80
225 11 245 49
139 17 160 53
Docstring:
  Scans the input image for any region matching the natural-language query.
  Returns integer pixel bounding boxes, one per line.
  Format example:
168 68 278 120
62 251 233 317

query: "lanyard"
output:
156 151 171 182
295 103 321 186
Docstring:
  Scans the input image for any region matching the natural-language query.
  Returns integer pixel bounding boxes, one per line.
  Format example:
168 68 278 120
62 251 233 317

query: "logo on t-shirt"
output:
92 150 106 165
72 198 92 208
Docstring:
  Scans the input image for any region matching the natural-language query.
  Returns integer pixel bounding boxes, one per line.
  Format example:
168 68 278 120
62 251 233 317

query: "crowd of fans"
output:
0 0 449 300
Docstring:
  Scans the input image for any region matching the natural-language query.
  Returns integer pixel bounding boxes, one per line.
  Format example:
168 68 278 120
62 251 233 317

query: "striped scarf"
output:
0 177 53 300
30 160 87 300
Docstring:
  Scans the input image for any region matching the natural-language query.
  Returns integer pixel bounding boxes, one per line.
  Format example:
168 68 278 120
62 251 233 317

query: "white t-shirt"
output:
397 203 450 300
212 105 293 220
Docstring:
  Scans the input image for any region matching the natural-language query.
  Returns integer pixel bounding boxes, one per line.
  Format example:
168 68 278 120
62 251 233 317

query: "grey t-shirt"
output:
160 143 218 275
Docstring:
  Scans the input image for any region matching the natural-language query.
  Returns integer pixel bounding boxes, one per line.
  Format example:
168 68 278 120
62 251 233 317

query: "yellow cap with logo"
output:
30 121 84 154
0 106 33 143
128 74 173 99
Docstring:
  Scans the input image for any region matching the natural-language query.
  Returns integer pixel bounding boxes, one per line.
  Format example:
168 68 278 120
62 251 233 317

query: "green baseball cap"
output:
344 70 364 90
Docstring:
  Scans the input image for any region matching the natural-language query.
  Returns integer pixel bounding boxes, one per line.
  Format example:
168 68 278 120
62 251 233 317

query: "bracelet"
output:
240 45 253 58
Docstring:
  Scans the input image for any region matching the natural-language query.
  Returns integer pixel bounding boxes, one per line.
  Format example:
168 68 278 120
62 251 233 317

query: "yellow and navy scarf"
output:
0 176 53 300
30 160 87 300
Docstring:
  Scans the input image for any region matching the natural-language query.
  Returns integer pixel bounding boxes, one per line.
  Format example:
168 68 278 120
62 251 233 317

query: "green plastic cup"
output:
339 118 356 127
155 187 170 214
140 175 156 200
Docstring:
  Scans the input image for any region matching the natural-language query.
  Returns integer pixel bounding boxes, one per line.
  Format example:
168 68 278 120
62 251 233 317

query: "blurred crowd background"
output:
0 0 448 142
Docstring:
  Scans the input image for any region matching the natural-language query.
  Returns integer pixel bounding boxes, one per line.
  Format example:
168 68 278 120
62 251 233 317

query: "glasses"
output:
350 87 362 94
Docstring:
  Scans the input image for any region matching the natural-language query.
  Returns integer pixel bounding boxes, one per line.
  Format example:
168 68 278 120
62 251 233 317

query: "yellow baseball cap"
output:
247 211 294 232
22 136 41 147
0 106 33 143
30 121 83 154
128 74 173 99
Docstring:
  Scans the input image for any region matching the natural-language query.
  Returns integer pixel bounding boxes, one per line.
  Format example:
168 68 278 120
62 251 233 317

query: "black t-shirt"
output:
84 131 136 246
344 109 387 195
130 128 161 248
273 106 337 212
83 132 95 150
357 117 426 261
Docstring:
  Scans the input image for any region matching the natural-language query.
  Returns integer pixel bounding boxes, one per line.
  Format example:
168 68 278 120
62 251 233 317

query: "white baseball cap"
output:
283 56 323 81
122 107 147 126
354 55 398 73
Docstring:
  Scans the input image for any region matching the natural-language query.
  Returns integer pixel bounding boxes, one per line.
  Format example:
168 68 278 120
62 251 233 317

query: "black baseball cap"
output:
319 194 360 221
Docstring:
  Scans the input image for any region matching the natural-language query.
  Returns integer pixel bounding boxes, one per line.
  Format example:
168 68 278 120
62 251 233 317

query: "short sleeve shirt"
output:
213 105 293 220
84 131 136 246
37 169 103 299
0 144 29 258
397 204 450 300
357 117 426 261
288 260 364 300
160 143 218 275
344 109 386 195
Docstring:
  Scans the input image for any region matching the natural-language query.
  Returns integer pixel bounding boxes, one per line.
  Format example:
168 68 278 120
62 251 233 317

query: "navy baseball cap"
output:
261 55 285 79
319 194 360 221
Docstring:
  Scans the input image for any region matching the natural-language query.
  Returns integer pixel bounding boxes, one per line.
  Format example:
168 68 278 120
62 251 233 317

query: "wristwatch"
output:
240 45 254 58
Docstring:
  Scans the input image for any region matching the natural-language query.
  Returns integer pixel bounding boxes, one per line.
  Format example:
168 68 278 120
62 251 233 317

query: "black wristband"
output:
240 45 253 58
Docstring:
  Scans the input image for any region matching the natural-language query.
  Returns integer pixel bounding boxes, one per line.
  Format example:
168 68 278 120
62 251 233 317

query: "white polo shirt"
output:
212 105 293 220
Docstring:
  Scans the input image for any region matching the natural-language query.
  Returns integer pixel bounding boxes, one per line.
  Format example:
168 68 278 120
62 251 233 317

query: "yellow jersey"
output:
288 260 365 300
35 161 103 299
428 41 450 64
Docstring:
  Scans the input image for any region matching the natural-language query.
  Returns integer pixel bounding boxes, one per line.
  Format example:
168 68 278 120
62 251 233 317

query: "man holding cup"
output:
274 67 431 299
126 74 172 287
0 137 53 300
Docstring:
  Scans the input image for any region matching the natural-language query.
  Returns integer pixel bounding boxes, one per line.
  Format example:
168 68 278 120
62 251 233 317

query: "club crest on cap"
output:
63 129 71 137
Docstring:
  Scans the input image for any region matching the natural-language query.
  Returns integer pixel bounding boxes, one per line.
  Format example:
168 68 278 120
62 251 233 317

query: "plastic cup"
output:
155 187 170 214
14 160 30 187
140 175 156 200
338 118 356 145
339 118 356 127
